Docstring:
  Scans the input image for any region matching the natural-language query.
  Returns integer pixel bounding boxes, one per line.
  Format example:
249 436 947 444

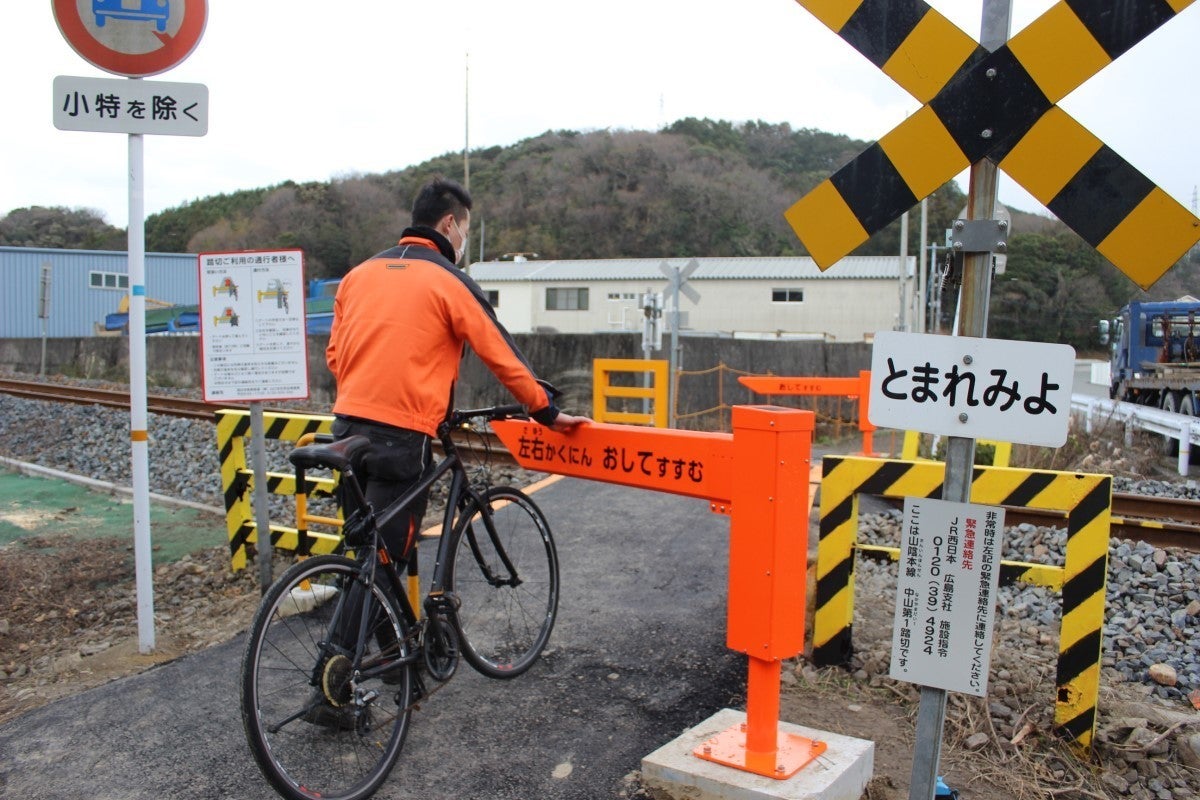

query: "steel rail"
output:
0 377 518 462
6 377 1199 549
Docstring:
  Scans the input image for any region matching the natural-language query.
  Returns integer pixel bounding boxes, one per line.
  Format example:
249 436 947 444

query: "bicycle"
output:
240 404 560 800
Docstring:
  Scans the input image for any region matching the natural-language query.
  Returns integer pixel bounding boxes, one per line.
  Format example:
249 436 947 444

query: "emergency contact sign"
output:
889 497 1003 697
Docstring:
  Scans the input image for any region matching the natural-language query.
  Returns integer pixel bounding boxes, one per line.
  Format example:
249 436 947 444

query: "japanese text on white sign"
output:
53 76 207 136
889 497 1003 697
868 332 1075 446
199 250 308 402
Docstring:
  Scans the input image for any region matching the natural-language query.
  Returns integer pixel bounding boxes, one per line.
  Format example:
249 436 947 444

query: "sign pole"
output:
250 401 274 592
128 126 155 654
908 1 1011 797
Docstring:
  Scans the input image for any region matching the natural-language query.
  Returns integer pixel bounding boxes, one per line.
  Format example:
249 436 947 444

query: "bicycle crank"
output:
421 615 460 682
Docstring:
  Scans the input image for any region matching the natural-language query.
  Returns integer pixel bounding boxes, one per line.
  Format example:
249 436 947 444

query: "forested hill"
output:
2 118 1196 349
3 119 969 274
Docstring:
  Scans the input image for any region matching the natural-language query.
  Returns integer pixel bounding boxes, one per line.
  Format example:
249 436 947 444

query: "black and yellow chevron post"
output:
813 455 1112 749
214 409 339 570
786 0 1199 289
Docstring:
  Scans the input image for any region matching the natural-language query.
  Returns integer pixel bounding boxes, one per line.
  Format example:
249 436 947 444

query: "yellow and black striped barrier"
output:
215 409 341 570
814 455 1111 749
786 0 1199 288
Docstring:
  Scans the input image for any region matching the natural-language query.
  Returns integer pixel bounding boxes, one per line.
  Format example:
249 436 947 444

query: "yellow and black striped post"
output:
214 409 339 570
786 0 1199 288
814 455 1111 749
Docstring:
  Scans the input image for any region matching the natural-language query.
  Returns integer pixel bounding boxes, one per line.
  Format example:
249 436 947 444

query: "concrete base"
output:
642 708 874 800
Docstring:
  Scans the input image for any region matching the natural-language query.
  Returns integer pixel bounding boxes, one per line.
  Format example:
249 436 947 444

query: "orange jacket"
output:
326 235 555 435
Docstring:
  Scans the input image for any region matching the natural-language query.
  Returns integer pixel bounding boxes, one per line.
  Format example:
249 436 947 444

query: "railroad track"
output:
5 377 1200 550
0 377 516 460
0 378 216 420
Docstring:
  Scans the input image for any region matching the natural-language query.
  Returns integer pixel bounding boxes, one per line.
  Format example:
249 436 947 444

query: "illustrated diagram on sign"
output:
213 306 239 327
785 0 1200 289
256 279 290 313
211 277 238 300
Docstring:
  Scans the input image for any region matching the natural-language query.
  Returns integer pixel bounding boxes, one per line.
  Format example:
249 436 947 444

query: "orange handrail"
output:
738 370 876 455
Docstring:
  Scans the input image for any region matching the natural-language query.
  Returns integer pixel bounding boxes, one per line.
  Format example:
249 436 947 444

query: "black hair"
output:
411 177 472 227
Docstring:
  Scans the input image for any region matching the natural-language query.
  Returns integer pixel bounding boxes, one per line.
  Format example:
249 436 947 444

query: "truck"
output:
1105 299 1200 415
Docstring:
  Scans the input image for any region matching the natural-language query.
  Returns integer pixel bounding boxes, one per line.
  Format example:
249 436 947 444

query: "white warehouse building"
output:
468 255 916 341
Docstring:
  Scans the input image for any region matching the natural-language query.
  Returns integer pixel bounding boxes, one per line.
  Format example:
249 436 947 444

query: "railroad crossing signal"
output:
785 0 1200 289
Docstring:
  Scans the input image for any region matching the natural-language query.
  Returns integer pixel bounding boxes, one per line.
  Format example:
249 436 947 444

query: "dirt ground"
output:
2 532 1193 800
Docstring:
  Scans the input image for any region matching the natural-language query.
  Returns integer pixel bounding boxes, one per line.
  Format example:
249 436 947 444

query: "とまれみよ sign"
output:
868 331 1075 446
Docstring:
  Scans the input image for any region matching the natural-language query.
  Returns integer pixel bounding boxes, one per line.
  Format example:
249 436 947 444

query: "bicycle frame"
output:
326 420 513 657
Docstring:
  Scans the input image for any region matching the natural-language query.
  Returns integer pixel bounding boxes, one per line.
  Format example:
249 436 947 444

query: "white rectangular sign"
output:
889 497 1003 697
199 250 308 403
868 331 1075 446
53 75 208 136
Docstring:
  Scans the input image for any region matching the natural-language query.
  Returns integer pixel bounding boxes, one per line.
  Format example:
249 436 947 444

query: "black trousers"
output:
331 416 433 562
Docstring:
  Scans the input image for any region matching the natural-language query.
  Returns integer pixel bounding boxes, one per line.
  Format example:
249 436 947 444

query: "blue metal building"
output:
0 246 198 338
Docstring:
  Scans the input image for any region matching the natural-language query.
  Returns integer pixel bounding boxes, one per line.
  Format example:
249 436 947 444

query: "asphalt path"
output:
0 477 746 800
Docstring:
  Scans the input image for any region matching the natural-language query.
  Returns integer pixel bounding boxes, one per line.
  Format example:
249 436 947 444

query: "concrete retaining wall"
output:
0 334 872 428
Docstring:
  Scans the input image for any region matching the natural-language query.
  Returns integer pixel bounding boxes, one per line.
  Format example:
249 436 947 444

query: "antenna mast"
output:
463 51 470 191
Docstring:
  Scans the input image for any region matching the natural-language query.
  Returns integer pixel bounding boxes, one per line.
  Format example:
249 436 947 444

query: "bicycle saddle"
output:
289 435 371 473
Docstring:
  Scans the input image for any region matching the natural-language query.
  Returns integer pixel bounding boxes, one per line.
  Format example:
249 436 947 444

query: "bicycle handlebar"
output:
446 404 529 427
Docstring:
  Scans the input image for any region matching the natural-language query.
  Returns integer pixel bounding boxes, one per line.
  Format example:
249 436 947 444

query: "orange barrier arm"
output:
739 370 875 455
492 407 824 779
491 419 733 506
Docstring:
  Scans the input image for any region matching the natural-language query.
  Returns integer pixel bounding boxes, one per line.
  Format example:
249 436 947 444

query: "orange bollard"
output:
695 405 827 779
491 410 828 779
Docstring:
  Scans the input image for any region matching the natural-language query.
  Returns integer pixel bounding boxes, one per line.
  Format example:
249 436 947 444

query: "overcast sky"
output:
3 1 1197 240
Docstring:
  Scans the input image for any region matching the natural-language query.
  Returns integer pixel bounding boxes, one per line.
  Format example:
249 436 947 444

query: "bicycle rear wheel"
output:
241 554 413 800
448 486 559 678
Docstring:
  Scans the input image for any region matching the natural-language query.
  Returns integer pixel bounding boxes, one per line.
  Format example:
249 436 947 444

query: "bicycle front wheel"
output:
448 486 559 678
241 554 413 800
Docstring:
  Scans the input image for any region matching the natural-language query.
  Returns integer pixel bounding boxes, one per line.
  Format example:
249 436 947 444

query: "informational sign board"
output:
53 75 207 136
868 331 1075 446
199 250 308 402
53 0 208 78
889 497 1003 697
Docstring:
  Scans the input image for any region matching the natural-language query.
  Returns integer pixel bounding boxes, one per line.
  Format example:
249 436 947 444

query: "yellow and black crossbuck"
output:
786 0 1199 289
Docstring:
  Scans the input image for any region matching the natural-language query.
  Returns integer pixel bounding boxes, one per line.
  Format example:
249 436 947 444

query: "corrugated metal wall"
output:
0 247 198 337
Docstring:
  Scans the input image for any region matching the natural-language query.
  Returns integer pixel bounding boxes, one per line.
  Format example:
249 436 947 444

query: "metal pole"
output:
128 129 155 654
643 289 654 416
908 0 1010 797
251 401 274 593
39 320 47 378
463 51 470 191
918 199 928 333
898 209 909 330
38 261 51 378
669 269 681 428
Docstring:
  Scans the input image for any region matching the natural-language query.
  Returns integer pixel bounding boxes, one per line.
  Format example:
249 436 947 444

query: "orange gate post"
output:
492 405 823 780
739 370 876 455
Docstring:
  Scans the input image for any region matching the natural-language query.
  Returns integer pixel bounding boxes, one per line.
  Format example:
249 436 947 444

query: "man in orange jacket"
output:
326 177 587 558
